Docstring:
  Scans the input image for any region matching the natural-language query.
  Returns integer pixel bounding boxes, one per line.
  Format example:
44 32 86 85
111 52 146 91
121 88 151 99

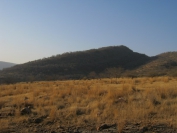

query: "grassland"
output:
0 77 177 132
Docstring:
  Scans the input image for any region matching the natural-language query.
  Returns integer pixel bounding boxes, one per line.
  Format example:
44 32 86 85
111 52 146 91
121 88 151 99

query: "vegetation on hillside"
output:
0 46 150 83
132 52 177 77
0 46 177 84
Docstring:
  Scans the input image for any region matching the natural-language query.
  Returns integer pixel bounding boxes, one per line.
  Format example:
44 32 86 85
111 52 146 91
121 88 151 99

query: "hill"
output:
0 45 150 83
131 52 177 77
0 61 16 70
0 45 177 84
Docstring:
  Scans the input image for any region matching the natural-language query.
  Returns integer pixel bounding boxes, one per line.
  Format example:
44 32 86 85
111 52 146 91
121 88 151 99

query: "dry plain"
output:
0 77 177 133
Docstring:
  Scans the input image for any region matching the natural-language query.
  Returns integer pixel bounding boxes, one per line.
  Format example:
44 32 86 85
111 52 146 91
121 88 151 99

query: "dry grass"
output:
0 77 177 131
0 119 9 130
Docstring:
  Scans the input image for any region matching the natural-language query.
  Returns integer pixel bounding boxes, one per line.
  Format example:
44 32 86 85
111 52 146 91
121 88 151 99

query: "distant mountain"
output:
0 61 16 70
0 45 176 84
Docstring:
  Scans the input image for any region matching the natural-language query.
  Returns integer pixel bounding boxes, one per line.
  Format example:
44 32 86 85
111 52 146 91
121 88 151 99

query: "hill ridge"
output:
0 45 177 84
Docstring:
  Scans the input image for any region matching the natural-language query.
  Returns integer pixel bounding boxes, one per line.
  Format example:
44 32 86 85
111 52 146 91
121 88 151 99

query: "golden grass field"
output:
0 77 177 132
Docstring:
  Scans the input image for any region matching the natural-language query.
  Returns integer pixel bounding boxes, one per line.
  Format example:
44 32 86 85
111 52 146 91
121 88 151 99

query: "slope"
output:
133 52 177 77
0 45 150 83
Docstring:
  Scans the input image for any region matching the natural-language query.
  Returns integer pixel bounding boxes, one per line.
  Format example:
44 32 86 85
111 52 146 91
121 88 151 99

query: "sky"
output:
0 0 177 64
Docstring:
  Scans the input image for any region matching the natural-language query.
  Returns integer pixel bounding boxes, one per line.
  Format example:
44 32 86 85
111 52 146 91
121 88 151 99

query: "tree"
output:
104 67 124 83
88 71 97 79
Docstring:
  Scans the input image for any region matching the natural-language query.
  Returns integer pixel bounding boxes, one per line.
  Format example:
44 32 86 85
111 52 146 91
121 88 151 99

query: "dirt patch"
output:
0 119 176 133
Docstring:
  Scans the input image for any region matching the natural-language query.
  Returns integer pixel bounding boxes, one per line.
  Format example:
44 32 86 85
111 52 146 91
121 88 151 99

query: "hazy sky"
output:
0 0 177 64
